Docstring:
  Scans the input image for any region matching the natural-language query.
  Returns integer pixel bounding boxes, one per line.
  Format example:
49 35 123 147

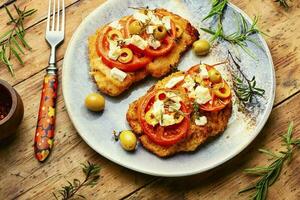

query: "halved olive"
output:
208 68 222 83
193 39 211 56
213 82 231 98
175 24 183 38
153 25 167 40
145 109 159 126
107 29 123 41
129 20 143 35
118 48 133 63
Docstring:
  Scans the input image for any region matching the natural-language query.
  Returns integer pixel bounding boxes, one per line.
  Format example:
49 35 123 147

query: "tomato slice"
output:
185 64 232 112
96 27 152 72
124 15 176 57
138 90 190 146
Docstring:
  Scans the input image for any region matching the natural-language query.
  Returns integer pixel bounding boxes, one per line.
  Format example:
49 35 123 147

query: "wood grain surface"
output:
0 0 299 199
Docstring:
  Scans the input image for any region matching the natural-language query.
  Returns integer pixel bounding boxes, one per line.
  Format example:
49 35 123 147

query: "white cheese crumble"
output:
146 25 156 34
109 20 123 30
133 12 149 23
192 85 212 105
147 11 163 25
162 16 171 30
110 67 127 82
124 35 148 50
166 92 182 103
161 114 176 126
152 100 164 120
147 35 161 49
182 75 196 92
108 41 122 60
199 64 209 79
195 116 207 126
165 76 185 88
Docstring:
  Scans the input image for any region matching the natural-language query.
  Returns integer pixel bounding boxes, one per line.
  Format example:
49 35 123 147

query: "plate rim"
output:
62 1 276 177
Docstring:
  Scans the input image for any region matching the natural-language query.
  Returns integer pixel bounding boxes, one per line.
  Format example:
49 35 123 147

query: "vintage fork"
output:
34 0 65 162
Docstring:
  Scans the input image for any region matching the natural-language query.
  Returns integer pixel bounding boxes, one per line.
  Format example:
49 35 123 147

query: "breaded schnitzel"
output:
88 9 199 96
126 65 232 157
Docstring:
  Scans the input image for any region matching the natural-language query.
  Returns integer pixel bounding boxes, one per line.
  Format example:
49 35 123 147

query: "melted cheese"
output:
165 76 185 88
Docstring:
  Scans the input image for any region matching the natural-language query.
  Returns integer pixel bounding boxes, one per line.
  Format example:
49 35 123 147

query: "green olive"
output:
153 25 167 40
208 68 222 83
119 130 137 151
213 82 231 99
175 24 183 38
118 48 133 63
192 39 211 56
108 29 123 41
129 20 143 35
85 93 105 112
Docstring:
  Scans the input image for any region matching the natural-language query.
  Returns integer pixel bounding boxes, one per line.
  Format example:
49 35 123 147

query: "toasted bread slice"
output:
126 72 232 157
88 9 199 96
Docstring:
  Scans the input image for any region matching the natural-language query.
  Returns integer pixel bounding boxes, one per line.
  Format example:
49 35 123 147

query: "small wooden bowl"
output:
0 79 24 141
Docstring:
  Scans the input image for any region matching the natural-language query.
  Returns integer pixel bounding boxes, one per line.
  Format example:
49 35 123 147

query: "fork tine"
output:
46 0 51 31
56 0 60 31
51 0 56 31
61 0 65 33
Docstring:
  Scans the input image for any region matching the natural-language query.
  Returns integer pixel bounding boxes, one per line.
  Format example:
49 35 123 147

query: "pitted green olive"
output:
153 25 167 40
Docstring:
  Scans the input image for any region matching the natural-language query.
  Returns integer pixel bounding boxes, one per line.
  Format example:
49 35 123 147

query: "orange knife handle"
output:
34 73 58 162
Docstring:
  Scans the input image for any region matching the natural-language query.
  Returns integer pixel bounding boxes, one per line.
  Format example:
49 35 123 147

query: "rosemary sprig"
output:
202 0 228 21
274 0 290 9
202 14 263 59
228 51 265 103
0 5 36 76
239 122 300 200
53 161 101 200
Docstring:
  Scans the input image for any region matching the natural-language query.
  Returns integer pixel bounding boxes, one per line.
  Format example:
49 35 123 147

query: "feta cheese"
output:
182 75 196 92
165 76 185 88
109 20 123 30
110 67 127 82
192 85 212 104
147 35 161 49
160 114 176 126
133 12 149 23
108 41 121 60
124 35 148 50
147 11 163 25
166 92 182 102
162 16 171 30
146 25 156 34
152 100 164 120
195 116 207 126
199 64 209 79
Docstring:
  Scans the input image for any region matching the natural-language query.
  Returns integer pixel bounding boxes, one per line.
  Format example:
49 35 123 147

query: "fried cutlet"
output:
126 72 232 157
88 9 199 96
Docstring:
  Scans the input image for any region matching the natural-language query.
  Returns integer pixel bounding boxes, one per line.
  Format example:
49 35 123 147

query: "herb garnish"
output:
202 0 228 22
53 161 101 200
239 122 300 200
0 5 36 76
275 0 290 9
228 51 265 103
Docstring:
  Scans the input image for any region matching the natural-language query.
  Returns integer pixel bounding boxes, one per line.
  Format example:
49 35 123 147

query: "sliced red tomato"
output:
124 15 176 57
186 64 232 112
96 27 152 72
138 90 190 146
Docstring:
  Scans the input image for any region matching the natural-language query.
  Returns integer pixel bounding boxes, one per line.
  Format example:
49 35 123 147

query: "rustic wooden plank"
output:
0 0 106 86
0 60 154 199
125 93 300 200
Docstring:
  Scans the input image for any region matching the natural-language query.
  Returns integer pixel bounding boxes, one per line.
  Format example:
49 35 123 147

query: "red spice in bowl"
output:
0 86 12 121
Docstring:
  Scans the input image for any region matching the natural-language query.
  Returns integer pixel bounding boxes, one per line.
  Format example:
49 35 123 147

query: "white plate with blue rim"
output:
62 0 275 177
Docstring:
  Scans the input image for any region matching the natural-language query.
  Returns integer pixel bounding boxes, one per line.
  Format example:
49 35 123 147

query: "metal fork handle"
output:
47 46 58 74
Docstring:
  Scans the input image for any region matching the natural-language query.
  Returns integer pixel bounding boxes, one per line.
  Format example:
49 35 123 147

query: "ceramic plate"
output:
62 0 275 177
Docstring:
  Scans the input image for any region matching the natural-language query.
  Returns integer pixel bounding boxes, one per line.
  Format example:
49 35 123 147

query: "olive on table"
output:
119 130 137 151
208 68 222 83
85 93 105 112
192 39 211 56
153 25 167 40
129 20 143 35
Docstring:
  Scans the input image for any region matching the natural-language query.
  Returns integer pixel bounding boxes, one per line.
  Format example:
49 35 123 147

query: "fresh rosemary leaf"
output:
0 5 36 76
53 161 101 200
239 122 300 200
202 0 228 21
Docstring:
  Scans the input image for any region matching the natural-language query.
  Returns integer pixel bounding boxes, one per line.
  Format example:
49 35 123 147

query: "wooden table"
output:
0 0 299 199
